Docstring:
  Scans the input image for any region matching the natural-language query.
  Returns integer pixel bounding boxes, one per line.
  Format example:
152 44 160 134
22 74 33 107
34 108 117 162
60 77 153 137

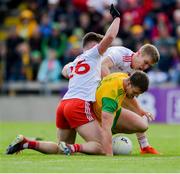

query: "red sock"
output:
69 144 82 153
23 138 39 150
28 140 39 149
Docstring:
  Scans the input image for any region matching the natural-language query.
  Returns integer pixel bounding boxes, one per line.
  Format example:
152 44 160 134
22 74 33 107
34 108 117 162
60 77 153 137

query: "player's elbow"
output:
61 67 68 79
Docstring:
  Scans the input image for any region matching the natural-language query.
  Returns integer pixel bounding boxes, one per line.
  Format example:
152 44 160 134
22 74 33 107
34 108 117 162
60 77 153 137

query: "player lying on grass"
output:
6 4 121 155
101 44 160 154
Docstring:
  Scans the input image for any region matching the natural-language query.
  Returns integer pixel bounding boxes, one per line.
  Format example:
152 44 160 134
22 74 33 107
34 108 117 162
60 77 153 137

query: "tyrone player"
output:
6 5 121 155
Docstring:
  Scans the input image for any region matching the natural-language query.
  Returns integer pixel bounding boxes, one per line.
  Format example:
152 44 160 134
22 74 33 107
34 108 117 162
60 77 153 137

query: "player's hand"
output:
110 4 120 19
144 112 155 122
140 109 155 122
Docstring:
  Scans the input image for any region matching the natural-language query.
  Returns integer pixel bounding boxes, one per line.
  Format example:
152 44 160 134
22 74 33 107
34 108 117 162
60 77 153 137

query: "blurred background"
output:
0 0 179 123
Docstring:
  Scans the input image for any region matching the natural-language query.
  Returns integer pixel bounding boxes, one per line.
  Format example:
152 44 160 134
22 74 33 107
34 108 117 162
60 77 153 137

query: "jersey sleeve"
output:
103 47 124 66
103 47 134 68
102 97 118 114
101 85 119 114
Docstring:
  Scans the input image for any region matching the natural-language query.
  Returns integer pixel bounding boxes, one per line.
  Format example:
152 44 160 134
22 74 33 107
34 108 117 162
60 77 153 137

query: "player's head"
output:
131 44 160 71
82 32 103 51
125 71 149 99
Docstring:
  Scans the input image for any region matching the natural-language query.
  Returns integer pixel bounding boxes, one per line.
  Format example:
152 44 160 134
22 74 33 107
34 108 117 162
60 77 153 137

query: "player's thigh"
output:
57 128 76 144
76 120 103 144
114 108 148 133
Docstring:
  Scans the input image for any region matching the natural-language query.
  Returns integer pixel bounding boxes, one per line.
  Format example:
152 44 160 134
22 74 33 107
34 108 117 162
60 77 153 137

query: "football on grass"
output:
112 134 133 155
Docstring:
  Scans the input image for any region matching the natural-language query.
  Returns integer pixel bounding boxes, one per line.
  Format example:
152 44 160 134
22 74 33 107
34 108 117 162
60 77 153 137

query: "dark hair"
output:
82 32 104 48
130 71 149 93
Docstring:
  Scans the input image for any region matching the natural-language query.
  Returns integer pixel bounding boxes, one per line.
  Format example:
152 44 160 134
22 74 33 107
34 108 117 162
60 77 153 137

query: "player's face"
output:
126 85 142 99
132 51 153 71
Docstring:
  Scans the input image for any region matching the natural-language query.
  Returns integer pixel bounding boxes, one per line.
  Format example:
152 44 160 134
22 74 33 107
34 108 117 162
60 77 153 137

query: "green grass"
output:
0 122 180 173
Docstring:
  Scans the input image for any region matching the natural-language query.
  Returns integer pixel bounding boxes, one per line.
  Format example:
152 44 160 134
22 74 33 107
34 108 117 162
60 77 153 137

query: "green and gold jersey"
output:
93 72 128 123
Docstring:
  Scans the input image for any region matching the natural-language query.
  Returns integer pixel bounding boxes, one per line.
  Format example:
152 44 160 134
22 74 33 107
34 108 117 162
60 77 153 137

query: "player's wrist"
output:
110 4 120 19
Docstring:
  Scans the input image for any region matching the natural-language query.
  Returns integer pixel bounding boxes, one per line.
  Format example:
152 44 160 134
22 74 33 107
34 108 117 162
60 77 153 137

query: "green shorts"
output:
111 108 122 134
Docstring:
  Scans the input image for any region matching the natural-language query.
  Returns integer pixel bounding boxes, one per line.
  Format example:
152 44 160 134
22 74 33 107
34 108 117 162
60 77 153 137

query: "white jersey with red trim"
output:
103 46 135 74
63 45 101 102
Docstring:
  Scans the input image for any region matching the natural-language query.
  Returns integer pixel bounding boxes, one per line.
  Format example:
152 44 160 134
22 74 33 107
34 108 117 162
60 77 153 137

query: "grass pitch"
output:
0 122 180 173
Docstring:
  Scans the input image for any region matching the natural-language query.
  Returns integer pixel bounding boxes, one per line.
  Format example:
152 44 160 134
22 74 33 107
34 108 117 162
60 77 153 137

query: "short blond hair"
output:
140 44 160 63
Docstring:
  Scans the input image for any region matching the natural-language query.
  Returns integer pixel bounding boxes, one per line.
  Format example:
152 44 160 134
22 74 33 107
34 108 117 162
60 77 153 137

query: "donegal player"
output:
93 71 150 155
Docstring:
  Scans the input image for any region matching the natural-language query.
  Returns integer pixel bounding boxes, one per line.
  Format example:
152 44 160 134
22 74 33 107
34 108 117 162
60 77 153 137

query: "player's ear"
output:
127 79 131 88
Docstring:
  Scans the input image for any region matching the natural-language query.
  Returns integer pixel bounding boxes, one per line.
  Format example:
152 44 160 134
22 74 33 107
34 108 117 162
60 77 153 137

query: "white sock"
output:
23 143 28 149
137 134 149 148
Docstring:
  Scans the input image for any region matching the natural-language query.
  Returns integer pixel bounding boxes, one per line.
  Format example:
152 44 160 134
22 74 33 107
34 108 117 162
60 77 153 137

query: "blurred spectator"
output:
39 13 52 38
78 12 91 33
170 25 180 85
47 0 61 22
5 27 24 81
173 9 180 36
87 0 117 14
41 22 68 65
17 42 32 81
64 28 83 64
153 25 176 73
16 9 38 39
151 12 172 41
30 50 42 81
118 0 153 25
143 14 155 40
29 27 42 52
0 42 6 85
130 25 146 50
118 12 136 50
0 0 180 87
37 49 62 83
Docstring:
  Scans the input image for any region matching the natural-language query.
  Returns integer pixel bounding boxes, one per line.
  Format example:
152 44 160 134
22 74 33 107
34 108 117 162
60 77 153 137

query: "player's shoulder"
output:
106 46 133 54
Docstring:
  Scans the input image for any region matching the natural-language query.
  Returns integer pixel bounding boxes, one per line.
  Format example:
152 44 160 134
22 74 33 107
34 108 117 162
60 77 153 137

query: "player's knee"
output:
139 122 149 132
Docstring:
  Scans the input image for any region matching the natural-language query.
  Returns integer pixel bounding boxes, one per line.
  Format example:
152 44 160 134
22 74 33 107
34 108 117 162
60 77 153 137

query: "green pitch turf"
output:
0 122 180 173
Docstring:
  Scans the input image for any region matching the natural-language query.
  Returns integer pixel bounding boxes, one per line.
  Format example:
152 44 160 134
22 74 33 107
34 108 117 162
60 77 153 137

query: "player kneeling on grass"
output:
92 71 151 155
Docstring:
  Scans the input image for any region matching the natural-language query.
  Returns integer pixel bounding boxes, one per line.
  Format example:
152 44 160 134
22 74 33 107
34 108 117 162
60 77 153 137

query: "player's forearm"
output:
62 65 69 78
122 98 143 115
102 128 113 156
101 111 114 155
98 18 120 55
105 17 120 41
62 62 72 79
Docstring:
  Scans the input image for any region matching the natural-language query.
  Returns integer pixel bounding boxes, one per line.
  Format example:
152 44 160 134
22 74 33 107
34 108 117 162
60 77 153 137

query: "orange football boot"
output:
140 146 160 154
